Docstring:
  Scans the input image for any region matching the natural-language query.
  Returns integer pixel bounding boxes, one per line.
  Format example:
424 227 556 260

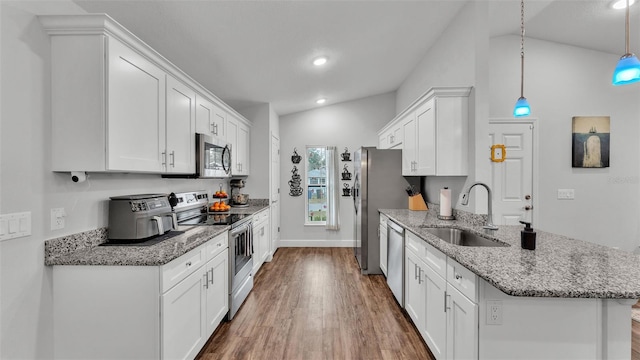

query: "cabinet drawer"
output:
205 232 228 261
379 214 389 227
405 231 425 258
447 258 478 302
161 244 206 293
424 241 447 278
253 209 269 224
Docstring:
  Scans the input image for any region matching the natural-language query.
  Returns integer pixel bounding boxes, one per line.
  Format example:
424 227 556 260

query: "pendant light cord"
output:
520 0 525 98
626 0 630 55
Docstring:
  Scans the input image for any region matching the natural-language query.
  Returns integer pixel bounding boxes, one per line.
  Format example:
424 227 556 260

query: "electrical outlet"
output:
486 300 503 325
51 208 66 230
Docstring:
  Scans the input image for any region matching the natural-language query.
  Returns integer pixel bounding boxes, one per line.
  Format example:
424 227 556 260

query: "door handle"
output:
170 151 175 167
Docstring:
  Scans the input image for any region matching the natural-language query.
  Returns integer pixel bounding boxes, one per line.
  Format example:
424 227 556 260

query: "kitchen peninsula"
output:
380 207 640 360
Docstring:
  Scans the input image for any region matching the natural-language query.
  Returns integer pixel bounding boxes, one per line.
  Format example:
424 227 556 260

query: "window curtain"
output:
325 146 340 230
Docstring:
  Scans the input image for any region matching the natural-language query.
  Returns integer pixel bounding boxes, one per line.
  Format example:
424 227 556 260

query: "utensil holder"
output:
408 194 428 211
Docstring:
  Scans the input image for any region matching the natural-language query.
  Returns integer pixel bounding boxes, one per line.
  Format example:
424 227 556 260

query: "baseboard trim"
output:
279 239 356 247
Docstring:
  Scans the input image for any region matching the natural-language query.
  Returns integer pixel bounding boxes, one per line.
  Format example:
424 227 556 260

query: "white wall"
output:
490 35 640 251
279 92 396 246
0 2 232 358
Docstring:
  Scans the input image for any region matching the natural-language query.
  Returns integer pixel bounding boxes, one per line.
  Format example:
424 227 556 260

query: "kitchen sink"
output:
423 227 510 247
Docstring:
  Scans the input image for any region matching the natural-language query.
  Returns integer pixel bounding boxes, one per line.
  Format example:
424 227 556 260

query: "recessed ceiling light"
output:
611 0 636 10
313 56 328 66
316 98 327 105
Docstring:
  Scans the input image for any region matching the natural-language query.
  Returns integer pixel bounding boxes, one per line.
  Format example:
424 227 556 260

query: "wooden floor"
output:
197 247 640 360
196 247 433 360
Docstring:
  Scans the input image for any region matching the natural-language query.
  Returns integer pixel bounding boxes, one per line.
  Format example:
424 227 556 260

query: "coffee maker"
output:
229 179 249 207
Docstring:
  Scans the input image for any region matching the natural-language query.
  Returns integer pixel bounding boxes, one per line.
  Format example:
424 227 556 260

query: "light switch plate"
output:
0 212 31 241
557 189 575 200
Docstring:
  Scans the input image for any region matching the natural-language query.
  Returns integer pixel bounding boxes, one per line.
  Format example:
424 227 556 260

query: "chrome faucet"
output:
460 182 498 230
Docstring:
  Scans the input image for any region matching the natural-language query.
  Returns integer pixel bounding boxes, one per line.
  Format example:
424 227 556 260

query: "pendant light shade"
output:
514 97 531 117
612 0 640 85
612 53 640 85
513 0 531 117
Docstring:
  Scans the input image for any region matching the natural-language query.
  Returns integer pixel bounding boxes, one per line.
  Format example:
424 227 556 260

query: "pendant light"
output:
612 0 640 85
514 0 531 117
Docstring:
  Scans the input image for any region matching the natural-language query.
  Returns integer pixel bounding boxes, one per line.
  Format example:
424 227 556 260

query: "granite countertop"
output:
379 208 640 299
45 202 270 267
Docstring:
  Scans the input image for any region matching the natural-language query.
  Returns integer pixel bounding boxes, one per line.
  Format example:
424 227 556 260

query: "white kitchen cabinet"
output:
41 14 249 174
381 87 471 176
166 75 196 173
204 249 229 336
379 214 388 276
405 249 426 326
227 115 251 176
195 94 226 140
404 230 478 360
161 262 207 360
52 231 229 360
252 208 270 275
378 120 403 149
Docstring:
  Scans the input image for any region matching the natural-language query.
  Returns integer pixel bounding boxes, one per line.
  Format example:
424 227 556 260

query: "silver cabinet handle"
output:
213 123 218 136
444 291 448 312
414 263 418 280
418 268 424 284
170 151 175 167
455 274 462 280
210 121 215 134
162 151 167 167
209 268 214 285
204 272 209 289
186 261 192 267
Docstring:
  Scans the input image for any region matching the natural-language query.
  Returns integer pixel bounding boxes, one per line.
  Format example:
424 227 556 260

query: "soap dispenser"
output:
520 220 536 250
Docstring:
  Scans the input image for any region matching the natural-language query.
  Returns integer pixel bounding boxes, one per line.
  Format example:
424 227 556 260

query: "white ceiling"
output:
73 0 640 116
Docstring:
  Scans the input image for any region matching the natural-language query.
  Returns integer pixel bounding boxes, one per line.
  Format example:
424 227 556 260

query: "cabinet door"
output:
415 99 436 175
227 117 239 174
401 115 416 176
212 103 226 139
260 219 271 263
252 222 264 275
161 266 206 360
166 75 196 173
378 132 389 149
446 285 478 360
205 250 229 336
195 95 214 135
424 263 447 360
404 250 425 327
108 38 166 172
238 123 250 175
379 224 388 276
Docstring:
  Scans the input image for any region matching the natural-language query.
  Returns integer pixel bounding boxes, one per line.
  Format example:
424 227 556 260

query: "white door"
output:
161 267 206 360
446 285 478 360
166 75 195 173
424 264 447 360
488 121 535 226
205 250 229 336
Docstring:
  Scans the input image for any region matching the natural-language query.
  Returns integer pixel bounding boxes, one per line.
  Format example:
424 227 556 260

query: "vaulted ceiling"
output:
74 0 639 116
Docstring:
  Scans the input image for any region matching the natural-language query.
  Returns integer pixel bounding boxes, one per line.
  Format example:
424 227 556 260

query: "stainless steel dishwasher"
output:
386 220 404 307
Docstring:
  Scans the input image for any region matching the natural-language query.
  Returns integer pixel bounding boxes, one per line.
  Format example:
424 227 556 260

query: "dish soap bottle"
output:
519 221 536 250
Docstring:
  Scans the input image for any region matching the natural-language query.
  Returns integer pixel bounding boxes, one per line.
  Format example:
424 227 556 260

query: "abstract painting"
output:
572 116 610 168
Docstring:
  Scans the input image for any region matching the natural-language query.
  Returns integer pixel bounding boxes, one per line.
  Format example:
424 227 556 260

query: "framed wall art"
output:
572 116 610 168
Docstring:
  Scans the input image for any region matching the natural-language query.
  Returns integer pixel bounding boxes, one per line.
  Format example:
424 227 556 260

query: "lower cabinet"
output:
252 208 270 275
379 214 388 276
52 232 229 360
405 234 478 360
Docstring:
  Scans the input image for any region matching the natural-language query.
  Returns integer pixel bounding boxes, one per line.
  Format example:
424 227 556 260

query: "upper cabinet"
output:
195 95 226 141
379 87 471 176
40 14 249 174
227 114 251 176
378 120 403 149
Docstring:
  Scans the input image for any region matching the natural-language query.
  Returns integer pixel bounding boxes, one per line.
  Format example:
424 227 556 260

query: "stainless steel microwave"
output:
162 133 231 179
196 133 231 178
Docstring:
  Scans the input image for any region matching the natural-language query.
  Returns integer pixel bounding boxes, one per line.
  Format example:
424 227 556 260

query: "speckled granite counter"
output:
45 201 270 266
379 208 640 299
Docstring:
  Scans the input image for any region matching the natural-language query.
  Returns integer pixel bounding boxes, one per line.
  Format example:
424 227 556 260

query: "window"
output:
305 146 327 225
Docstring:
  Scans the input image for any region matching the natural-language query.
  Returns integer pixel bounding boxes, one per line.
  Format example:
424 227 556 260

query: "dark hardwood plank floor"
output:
196 247 433 360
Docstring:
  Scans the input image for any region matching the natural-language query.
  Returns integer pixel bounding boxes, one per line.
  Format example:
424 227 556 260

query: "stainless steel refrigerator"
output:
353 147 406 275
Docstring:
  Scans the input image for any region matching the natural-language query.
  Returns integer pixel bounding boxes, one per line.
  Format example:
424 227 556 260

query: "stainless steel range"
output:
172 190 253 320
